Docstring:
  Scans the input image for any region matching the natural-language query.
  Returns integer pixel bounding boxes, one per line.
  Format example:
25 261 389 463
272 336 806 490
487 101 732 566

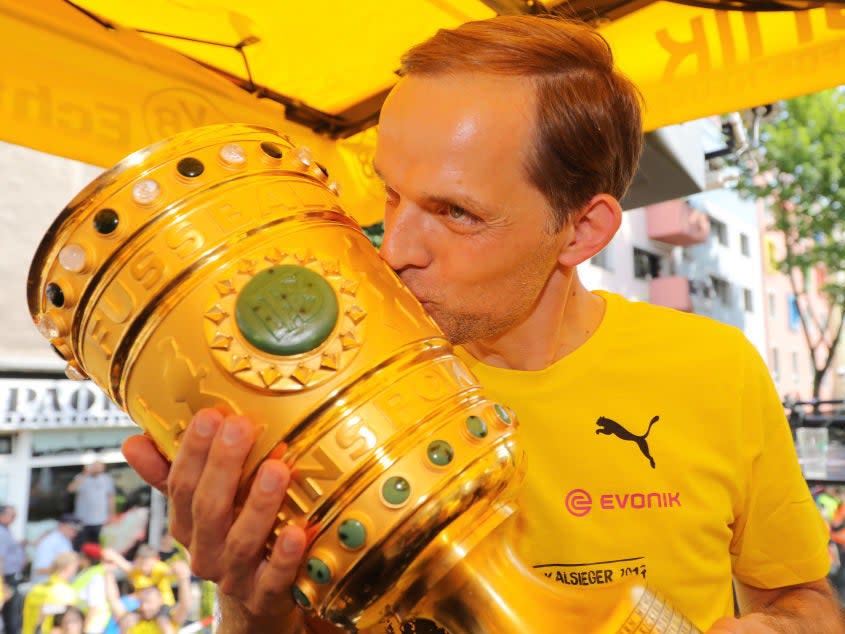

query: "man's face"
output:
0 508 14 525
137 587 163 619
135 555 157 576
61 523 80 538
375 73 569 345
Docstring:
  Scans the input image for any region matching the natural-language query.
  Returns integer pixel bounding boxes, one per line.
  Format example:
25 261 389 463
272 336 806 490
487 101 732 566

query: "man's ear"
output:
557 194 622 268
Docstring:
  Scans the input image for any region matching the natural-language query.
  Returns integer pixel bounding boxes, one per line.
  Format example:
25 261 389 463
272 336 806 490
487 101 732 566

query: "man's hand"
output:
99 547 119 565
122 408 309 622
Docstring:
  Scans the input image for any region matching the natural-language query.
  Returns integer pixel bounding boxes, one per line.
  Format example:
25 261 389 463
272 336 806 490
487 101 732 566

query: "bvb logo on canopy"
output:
142 88 229 140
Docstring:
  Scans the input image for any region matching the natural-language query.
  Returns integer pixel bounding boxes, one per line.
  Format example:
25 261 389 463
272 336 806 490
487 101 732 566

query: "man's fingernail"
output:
281 531 302 554
259 466 282 492
221 421 242 446
195 417 215 438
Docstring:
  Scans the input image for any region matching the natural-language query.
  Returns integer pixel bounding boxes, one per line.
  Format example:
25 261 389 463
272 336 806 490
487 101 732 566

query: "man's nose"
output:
379 204 431 271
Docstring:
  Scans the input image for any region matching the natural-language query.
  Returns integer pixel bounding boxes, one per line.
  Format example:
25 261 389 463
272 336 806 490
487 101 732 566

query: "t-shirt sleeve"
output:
730 339 830 587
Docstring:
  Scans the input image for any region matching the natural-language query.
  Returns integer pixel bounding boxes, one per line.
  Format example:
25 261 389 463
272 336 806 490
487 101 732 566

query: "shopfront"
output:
0 377 151 544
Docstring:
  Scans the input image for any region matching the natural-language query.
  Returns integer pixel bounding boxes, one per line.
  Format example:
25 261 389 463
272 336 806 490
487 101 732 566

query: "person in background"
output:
67 462 115 551
22 551 79 634
0 505 26 634
101 546 174 607
31 516 81 584
48 606 85 634
102 560 192 634
114 612 140 634
71 544 110 634
154 534 180 565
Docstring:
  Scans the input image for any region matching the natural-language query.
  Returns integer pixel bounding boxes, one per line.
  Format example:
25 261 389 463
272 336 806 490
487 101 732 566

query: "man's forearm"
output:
67 473 83 493
216 591 306 634
741 586 845 633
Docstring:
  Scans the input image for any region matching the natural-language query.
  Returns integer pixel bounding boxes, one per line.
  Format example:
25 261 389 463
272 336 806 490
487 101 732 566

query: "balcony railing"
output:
646 199 710 247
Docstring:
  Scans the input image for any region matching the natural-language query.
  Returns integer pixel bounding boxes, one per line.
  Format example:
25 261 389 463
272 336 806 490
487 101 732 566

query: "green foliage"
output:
362 221 384 249
733 87 845 396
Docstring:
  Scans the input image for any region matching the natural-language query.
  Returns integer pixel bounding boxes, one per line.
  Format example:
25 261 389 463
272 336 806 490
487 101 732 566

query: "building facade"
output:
0 141 151 542
580 187 841 404
581 188 768 361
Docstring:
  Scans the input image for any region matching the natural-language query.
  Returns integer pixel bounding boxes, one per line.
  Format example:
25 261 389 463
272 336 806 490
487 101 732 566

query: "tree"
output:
733 87 845 398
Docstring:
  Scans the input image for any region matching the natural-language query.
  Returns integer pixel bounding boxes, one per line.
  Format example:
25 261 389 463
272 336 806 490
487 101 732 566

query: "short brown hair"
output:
400 15 643 230
51 551 80 573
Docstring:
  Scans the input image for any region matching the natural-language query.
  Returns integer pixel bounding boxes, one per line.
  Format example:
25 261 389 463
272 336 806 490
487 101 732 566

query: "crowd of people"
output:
0 464 211 634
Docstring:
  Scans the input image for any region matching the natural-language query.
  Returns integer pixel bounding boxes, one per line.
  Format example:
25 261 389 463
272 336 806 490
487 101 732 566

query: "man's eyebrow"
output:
422 192 493 215
373 163 495 215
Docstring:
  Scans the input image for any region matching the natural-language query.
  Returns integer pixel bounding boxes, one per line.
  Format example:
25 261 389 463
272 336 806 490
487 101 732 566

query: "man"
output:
102 558 192 634
72 544 112 634
22 551 79 634
0 505 26 634
121 14 844 634
68 461 116 550
32 515 81 583
101 545 176 607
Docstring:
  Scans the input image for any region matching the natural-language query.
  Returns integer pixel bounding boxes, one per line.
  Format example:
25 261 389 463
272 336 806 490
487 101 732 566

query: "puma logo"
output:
596 415 660 468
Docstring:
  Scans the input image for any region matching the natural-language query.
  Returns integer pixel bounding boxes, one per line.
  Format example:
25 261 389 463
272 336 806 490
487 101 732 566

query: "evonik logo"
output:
564 488 681 517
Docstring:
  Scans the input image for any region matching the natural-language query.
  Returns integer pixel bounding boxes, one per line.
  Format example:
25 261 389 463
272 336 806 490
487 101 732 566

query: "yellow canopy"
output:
606 2 845 130
2 0 844 224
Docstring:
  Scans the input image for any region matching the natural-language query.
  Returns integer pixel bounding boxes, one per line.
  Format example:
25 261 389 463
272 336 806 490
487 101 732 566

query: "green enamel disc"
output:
235 265 338 356
382 476 411 506
427 440 454 466
291 585 311 608
338 519 366 550
494 404 512 425
466 415 488 439
306 557 332 585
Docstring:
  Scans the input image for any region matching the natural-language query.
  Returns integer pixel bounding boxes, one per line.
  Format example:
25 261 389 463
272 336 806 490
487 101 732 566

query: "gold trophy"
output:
27 124 699 633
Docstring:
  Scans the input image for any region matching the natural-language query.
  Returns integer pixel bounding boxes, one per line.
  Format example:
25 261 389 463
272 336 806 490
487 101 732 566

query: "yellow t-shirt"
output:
127 618 177 634
128 562 175 606
21 575 77 634
458 291 829 630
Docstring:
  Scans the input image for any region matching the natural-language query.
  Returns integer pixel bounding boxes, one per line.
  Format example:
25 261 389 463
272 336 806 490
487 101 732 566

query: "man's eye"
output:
447 206 468 220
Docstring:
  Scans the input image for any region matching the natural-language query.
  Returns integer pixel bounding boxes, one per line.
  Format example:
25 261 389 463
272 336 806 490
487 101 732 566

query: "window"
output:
787 294 801 332
710 275 731 306
591 247 612 271
791 351 799 384
764 238 778 272
743 288 753 312
767 291 776 319
27 462 148 524
633 247 661 280
30 428 135 457
710 218 728 246
771 347 780 383
740 233 750 256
